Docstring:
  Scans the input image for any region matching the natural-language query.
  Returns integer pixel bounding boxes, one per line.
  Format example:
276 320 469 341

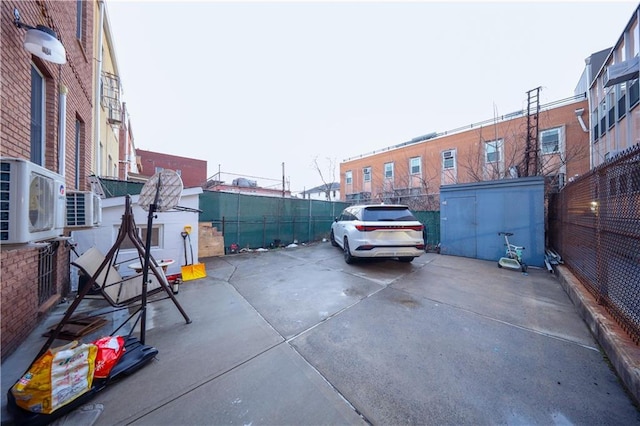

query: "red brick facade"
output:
340 98 591 209
136 149 208 188
1 0 94 360
0 248 39 358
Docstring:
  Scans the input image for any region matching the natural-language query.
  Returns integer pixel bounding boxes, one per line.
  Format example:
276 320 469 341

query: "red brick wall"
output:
136 149 208 188
1 0 94 188
1 247 39 360
0 0 94 359
340 99 591 201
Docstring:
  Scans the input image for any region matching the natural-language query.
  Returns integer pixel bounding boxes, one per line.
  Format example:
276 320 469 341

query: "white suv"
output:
330 204 425 264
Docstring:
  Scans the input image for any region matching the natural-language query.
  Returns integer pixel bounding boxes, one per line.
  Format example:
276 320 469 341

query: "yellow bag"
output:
11 341 97 414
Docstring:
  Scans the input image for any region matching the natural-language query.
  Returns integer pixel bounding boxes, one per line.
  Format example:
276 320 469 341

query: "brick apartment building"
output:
340 95 591 210
1 0 95 359
135 149 208 188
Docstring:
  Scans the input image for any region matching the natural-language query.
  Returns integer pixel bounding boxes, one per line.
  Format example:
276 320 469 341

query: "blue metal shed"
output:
439 177 545 267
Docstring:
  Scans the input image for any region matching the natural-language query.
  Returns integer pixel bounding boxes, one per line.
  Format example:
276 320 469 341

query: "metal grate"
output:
66 191 88 227
549 143 640 343
0 161 10 241
38 242 59 305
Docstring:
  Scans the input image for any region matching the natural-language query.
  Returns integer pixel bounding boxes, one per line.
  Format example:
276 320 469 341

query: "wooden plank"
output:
43 316 108 340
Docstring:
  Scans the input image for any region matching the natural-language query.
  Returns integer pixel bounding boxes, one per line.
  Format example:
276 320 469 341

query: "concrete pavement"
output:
2 242 639 425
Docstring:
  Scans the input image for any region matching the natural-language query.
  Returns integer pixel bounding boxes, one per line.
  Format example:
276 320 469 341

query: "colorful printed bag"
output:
11 341 97 414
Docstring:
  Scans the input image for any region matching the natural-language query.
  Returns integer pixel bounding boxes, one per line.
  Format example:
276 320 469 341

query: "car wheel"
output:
330 230 339 247
343 238 355 264
398 257 414 263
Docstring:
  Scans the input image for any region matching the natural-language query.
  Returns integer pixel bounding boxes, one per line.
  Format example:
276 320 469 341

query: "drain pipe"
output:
575 108 589 133
58 84 67 176
93 0 105 176
584 56 594 169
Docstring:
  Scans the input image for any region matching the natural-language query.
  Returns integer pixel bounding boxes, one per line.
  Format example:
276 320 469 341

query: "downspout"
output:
58 84 67 177
94 0 105 176
584 56 594 169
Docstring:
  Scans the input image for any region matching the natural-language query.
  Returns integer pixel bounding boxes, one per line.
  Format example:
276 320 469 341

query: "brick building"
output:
135 149 208 188
340 95 591 210
1 0 95 359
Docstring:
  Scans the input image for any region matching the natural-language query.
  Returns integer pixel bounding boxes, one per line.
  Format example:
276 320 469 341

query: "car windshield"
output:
362 207 416 221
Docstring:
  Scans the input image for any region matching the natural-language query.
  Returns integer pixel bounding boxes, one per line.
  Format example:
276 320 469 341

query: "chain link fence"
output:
549 143 640 343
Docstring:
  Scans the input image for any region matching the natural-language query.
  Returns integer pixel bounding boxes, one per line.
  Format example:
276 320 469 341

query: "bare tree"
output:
311 156 337 201
369 150 440 210
459 111 590 202
461 120 528 183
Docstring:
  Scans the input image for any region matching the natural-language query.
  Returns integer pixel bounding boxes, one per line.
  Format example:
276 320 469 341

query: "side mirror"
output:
334 217 338 222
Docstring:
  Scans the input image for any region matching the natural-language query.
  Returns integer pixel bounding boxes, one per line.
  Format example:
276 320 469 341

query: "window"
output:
600 100 607 135
410 157 421 175
607 90 616 128
485 140 501 163
345 170 352 185
442 150 456 169
363 167 371 182
108 155 113 177
384 162 394 179
540 127 561 154
30 65 45 166
630 78 639 108
76 0 83 40
634 22 639 57
120 226 161 250
618 83 627 120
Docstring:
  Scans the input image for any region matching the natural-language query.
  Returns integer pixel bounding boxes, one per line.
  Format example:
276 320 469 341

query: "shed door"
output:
442 196 476 258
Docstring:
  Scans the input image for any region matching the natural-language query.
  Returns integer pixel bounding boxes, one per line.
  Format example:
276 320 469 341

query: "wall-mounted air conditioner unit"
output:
0 157 66 244
66 191 102 228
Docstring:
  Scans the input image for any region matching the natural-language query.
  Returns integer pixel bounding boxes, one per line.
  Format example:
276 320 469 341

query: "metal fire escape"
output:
523 87 541 177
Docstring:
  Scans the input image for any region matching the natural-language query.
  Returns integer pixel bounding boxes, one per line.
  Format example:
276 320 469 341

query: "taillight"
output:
355 224 424 232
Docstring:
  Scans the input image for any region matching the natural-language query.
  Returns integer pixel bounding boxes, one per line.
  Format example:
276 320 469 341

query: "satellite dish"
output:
138 170 183 212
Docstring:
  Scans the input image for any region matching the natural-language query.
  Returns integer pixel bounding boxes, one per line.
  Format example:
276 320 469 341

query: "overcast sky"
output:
105 1 637 192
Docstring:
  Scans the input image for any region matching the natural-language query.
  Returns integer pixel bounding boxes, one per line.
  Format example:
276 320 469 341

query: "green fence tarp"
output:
413 210 441 247
199 191 351 249
100 179 441 251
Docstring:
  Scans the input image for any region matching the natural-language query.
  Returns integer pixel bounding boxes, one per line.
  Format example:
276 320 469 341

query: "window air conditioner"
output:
66 191 102 228
0 157 66 244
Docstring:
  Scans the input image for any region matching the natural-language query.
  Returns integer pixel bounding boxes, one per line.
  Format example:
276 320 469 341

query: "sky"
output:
105 0 638 192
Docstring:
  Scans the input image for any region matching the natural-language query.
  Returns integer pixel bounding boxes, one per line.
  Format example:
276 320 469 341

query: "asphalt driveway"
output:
2 242 638 425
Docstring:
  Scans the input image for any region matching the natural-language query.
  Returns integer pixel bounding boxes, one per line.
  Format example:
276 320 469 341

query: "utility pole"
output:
282 162 285 198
